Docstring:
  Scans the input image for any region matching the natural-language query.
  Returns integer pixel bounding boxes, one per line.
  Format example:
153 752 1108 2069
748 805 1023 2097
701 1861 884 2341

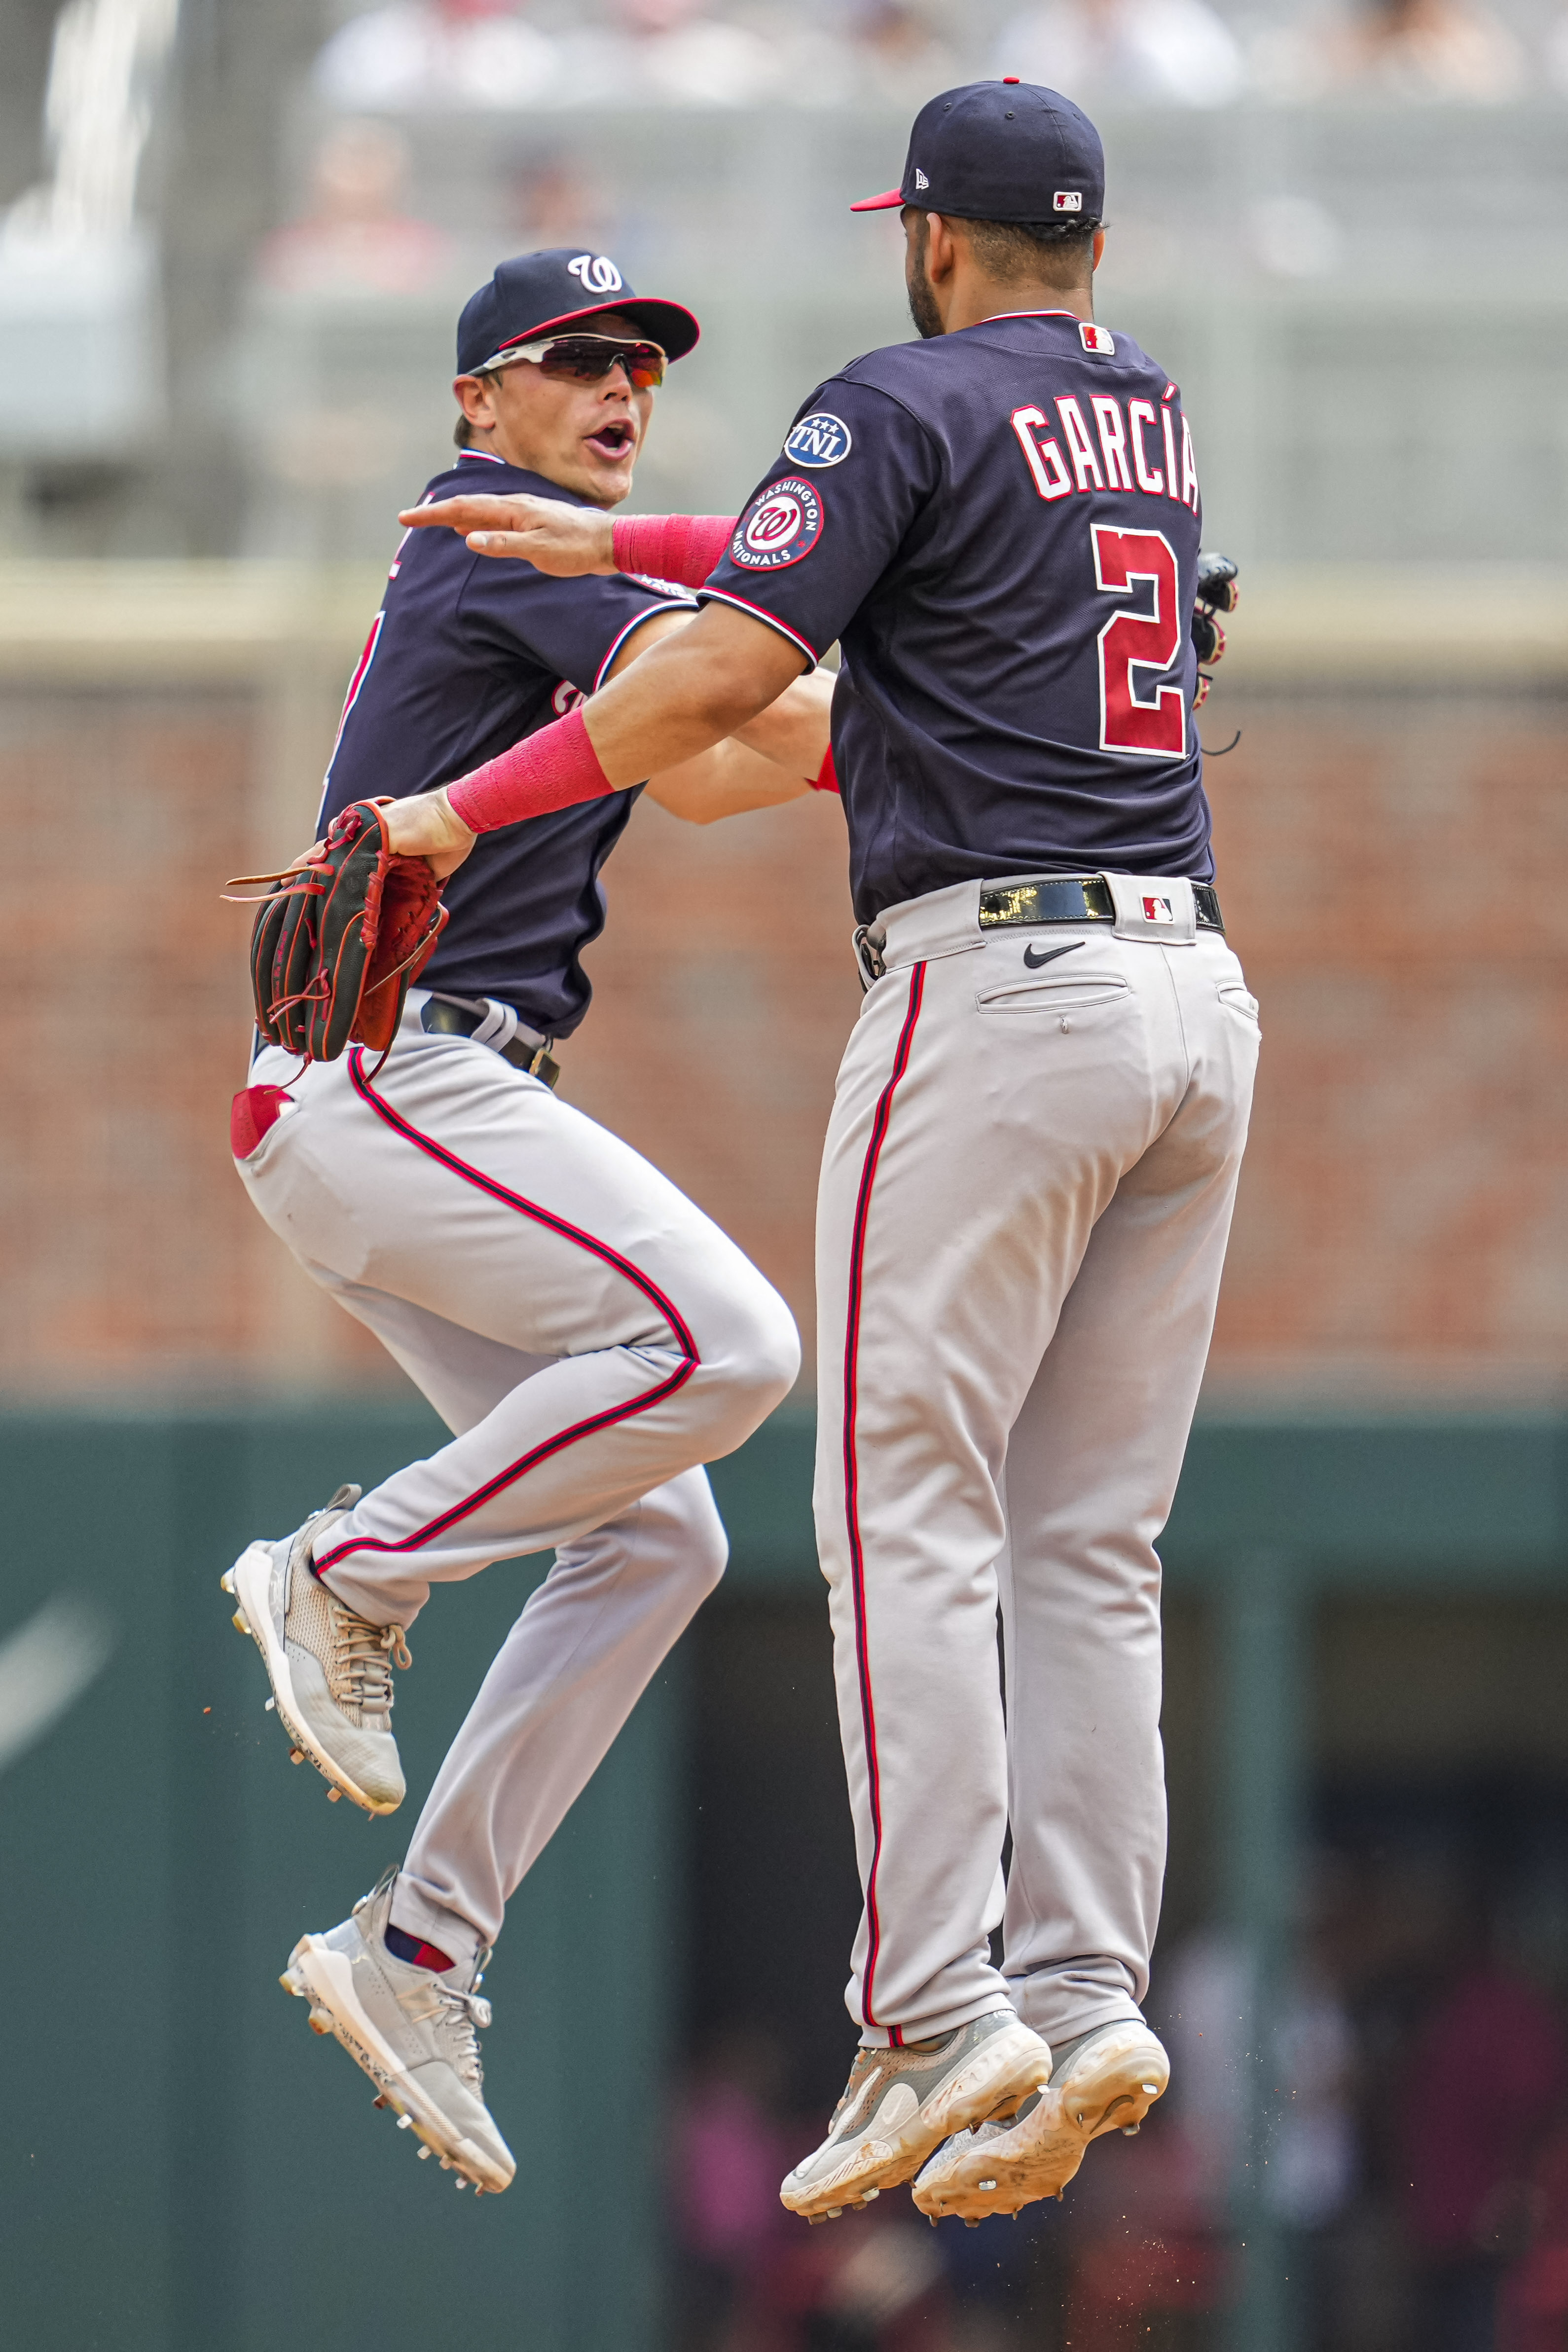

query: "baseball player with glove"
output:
391 84 1256 2228
223 248 834 2195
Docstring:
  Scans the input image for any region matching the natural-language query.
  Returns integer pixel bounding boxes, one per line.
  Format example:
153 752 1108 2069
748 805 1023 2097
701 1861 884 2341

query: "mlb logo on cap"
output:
1054 191 1083 211
1142 894 1175 924
1080 323 1115 355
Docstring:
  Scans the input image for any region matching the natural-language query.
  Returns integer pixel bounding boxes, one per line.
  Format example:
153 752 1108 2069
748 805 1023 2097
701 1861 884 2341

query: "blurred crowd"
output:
670 1801 1568 2352
303 0 1568 116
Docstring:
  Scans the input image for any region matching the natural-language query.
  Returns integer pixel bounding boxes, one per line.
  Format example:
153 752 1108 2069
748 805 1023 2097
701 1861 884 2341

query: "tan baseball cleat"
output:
780 2010 1053 2223
912 2019 1169 2223
281 1867 514 2195
222 1484 409 1815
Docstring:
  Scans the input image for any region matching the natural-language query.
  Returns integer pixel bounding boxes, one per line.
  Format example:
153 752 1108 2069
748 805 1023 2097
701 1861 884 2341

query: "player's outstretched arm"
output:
379 602 808 864
400 493 616 576
645 740 812 826
616 612 831 823
401 497 737 590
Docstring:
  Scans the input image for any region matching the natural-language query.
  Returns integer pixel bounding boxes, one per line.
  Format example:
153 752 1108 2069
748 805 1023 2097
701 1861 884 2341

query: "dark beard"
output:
907 265 943 340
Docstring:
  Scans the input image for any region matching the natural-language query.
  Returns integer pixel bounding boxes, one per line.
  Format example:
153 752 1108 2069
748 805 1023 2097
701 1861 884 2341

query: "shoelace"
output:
332 1606 412 1714
434 1981 493 2088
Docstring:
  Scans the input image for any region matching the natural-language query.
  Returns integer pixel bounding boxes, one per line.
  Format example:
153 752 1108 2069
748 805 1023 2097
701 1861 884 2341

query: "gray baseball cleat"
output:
222 1484 409 1816
912 2019 1170 2222
280 1867 514 2196
780 2010 1052 2222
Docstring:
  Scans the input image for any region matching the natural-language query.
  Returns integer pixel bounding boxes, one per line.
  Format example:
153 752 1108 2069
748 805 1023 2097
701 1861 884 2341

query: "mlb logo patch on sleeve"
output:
1080 323 1115 355
784 412 853 469
730 478 825 570
1142 894 1175 924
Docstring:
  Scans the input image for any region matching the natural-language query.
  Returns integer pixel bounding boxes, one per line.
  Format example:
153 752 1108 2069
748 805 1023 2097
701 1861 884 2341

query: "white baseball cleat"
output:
912 2019 1170 2223
780 2010 1053 2222
221 1484 409 1816
280 1867 514 2196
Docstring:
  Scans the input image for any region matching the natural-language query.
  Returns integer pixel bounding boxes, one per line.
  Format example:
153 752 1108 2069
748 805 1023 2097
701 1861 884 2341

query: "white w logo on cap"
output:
567 254 624 294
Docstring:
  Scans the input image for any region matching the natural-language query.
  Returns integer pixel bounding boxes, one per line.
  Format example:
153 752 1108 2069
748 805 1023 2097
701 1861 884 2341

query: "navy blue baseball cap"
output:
851 80 1104 225
457 247 700 376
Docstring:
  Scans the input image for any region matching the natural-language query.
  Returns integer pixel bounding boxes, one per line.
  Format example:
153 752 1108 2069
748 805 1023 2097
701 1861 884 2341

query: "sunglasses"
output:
487 333 667 390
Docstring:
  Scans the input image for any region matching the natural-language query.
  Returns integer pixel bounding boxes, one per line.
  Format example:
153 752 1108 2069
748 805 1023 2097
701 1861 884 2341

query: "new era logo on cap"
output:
1080 322 1115 355
1054 190 1083 212
914 168 929 189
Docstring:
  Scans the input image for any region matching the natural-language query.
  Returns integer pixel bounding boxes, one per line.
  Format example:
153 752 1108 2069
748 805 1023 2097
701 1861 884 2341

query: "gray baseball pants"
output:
240 991 800 1965
813 877 1259 2052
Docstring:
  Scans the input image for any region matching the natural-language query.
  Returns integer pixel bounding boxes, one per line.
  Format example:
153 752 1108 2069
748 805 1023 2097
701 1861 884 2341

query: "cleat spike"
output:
396 2115 412 2131
863 2188 879 2201
454 2177 466 2190
372 2095 387 2109
220 1571 235 1594
232 1612 249 1636
327 1786 341 1801
418 2145 433 2160
264 1696 275 1711
1123 2123 1141 2137
965 2218 979 2228
289 1748 305 1765
826 2206 842 2219
929 2215 938 2227
807 2215 826 2226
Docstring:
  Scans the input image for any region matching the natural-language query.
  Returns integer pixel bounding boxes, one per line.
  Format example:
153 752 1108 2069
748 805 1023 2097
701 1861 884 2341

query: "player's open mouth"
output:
586 421 636 460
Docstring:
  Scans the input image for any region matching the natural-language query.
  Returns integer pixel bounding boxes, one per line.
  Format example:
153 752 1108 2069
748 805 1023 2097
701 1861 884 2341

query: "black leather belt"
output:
420 997 561 1089
978 875 1224 933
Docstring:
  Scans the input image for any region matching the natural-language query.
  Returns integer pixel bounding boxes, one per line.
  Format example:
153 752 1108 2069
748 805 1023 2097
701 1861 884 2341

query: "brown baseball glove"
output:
229 798 448 1065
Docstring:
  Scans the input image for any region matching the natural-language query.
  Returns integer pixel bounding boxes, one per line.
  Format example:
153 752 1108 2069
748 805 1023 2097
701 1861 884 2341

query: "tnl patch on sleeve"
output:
784 412 853 469
729 477 825 571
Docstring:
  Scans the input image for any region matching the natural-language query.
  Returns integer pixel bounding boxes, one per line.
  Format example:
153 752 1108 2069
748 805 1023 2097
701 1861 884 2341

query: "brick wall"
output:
0 569 1561 1400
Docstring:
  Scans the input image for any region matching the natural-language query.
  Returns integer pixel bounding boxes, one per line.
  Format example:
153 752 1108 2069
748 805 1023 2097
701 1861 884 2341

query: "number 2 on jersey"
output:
1092 525 1186 758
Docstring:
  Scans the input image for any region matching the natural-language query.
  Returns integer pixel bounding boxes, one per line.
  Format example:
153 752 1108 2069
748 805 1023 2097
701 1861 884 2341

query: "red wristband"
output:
812 745 840 794
610 513 737 589
446 705 614 834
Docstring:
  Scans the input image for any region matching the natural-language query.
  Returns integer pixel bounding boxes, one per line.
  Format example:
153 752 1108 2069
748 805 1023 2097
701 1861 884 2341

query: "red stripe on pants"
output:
311 1048 701 1570
842 962 926 2041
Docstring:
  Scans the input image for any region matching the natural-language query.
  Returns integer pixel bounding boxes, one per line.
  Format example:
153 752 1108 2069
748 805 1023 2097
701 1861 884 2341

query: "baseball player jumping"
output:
392 84 1258 2227
224 249 833 2194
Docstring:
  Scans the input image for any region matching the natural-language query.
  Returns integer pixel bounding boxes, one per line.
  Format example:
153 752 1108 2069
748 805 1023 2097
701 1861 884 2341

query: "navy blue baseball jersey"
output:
699 310 1213 922
320 450 695 1036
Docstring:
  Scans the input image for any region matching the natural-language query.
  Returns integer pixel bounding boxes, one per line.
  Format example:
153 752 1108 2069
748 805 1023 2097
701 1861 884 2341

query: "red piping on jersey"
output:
841 960 926 2044
310 1050 700 1569
592 598 700 694
694 588 820 670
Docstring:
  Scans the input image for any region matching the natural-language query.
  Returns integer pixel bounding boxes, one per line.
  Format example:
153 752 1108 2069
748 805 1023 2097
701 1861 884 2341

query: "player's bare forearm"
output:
584 601 811 784
399 493 615 574
731 663 833 778
646 740 811 826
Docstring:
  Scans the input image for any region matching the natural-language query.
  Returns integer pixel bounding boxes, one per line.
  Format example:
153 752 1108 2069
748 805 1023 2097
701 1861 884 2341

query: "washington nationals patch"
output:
730 478 825 570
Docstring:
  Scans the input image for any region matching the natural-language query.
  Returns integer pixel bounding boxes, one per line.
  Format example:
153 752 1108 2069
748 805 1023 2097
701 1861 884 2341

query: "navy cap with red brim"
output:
849 81 1104 224
457 248 699 378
